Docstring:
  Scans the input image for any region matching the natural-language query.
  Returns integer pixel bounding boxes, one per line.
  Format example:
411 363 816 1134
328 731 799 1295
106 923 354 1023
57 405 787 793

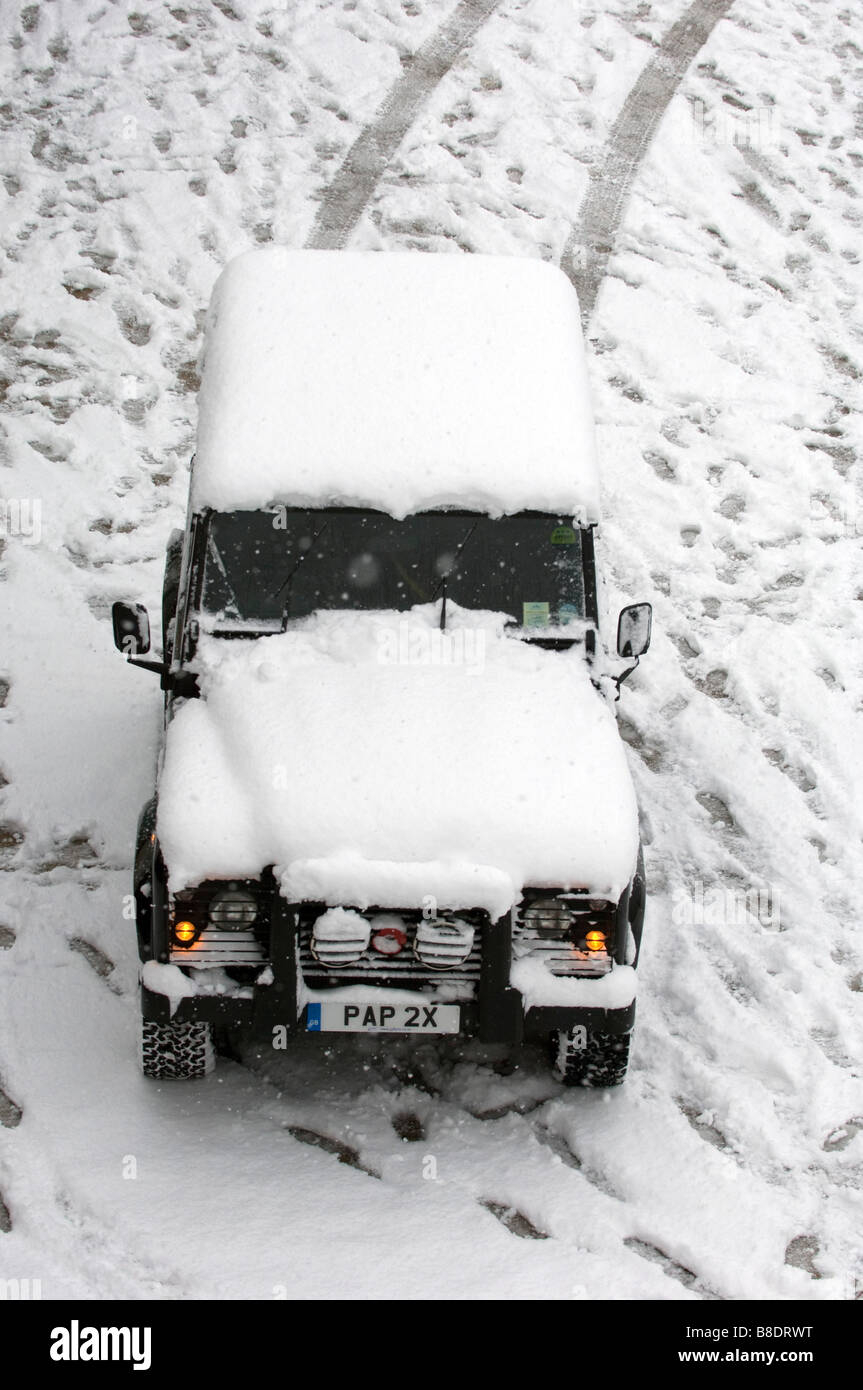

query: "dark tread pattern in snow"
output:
68 936 115 980
564 0 736 323
481 1199 549 1240
624 1236 722 1298
306 0 504 250
784 1234 822 1279
286 1125 380 1179
0 1081 22 1129
392 1111 426 1142
0 1191 10 1234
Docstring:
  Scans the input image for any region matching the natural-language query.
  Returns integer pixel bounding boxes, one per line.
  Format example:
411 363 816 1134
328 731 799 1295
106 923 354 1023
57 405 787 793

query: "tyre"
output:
141 1019 215 1080
551 1027 631 1088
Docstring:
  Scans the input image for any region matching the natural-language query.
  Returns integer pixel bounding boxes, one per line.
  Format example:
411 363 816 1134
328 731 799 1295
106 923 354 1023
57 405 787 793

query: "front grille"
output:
170 925 266 967
513 894 615 977
169 880 271 966
299 907 485 991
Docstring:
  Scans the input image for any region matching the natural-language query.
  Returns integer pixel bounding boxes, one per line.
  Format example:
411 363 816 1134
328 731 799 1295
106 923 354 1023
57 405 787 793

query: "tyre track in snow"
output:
563 0 736 323
241 1043 769 1298
305 0 505 250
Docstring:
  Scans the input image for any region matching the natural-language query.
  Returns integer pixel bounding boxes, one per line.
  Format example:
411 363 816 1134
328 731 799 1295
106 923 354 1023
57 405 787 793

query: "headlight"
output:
516 895 614 977
522 898 577 933
415 917 475 969
208 887 258 929
311 907 371 966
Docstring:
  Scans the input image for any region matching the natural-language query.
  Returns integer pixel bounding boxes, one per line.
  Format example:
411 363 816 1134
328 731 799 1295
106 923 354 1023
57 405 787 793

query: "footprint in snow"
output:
643 449 676 480
676 1098 729 1151
0 1080 22 1128
68 936 114 978
761 748 816 793
670 634 699 661
784 1234 821 1278
37 833 99 871
114 303 152 347
285 1125 379 1178
617 717 663 773
392 1112 425 1142
695 791 737 832
694 668 728 700
0 824 24 863
531 1120 624 1199
719 494 745 519
823 1118 863 1152
624 1236 719 1297
481 1200 549 1240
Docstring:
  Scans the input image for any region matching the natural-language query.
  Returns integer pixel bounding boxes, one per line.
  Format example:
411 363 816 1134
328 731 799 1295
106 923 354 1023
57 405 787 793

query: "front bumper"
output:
142 898 635 1040
141 983 635 1041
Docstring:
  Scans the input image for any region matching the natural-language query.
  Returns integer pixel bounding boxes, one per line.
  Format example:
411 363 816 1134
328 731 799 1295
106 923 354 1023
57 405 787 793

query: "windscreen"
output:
199 509 587 635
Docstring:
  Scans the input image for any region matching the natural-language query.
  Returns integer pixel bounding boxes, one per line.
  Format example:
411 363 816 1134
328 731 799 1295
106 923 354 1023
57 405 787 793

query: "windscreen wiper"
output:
206 533 243 619
432 521 478 631
271 520 329 622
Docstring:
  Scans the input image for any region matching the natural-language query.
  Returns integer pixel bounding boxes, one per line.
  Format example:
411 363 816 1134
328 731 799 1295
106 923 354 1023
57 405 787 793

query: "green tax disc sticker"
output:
550 525 577 545
523 601 550 628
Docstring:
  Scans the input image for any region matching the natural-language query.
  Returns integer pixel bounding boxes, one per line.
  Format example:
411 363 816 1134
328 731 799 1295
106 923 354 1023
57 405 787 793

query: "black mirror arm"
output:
126 657 167 677
124 658 200 698
613 655 640 698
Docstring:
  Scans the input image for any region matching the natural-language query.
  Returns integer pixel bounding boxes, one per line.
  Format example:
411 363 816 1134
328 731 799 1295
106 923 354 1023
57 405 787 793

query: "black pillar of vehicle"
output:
479 911 523 1043
614 883 632 966
266 883 298 1029
582 525 599 658
152 850 170 964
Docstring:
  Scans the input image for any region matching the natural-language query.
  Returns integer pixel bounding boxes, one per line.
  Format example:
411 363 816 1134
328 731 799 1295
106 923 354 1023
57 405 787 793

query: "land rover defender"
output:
112 249 652 1086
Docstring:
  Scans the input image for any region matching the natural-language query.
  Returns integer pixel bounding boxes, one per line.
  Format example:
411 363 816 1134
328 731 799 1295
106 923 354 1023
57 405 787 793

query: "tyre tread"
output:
141 1020 214 1079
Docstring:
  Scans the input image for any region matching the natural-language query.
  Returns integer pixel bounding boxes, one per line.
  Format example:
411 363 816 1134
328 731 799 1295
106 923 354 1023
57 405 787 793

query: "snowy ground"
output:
0 0 862 1300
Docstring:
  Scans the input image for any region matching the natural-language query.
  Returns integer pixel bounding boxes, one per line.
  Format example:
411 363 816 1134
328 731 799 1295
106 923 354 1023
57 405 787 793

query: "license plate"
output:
306 1001 460 1034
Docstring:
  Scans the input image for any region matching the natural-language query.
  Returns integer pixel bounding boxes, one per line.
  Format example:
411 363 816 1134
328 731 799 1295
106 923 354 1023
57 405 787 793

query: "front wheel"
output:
141 1020 215 1079
551 1027 632 1088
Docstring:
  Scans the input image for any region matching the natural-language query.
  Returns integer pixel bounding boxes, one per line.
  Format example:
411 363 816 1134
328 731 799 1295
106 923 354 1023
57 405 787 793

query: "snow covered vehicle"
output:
112 249 652 1085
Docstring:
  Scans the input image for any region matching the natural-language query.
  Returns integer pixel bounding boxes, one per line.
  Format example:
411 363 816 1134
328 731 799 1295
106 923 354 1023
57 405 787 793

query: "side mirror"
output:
617 603 652 659
112 601 151 657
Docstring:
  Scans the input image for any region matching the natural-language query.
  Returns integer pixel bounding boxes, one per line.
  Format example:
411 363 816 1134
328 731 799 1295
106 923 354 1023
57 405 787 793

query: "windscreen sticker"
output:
523 601 550 628
550 525 577 545
558 602 580 625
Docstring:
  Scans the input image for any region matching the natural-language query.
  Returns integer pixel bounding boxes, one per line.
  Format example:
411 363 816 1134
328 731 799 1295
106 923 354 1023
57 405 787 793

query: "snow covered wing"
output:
191 249 600 522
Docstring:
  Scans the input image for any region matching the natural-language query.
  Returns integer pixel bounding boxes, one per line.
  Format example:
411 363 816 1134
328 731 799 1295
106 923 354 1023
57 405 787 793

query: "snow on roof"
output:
192 249 601 521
